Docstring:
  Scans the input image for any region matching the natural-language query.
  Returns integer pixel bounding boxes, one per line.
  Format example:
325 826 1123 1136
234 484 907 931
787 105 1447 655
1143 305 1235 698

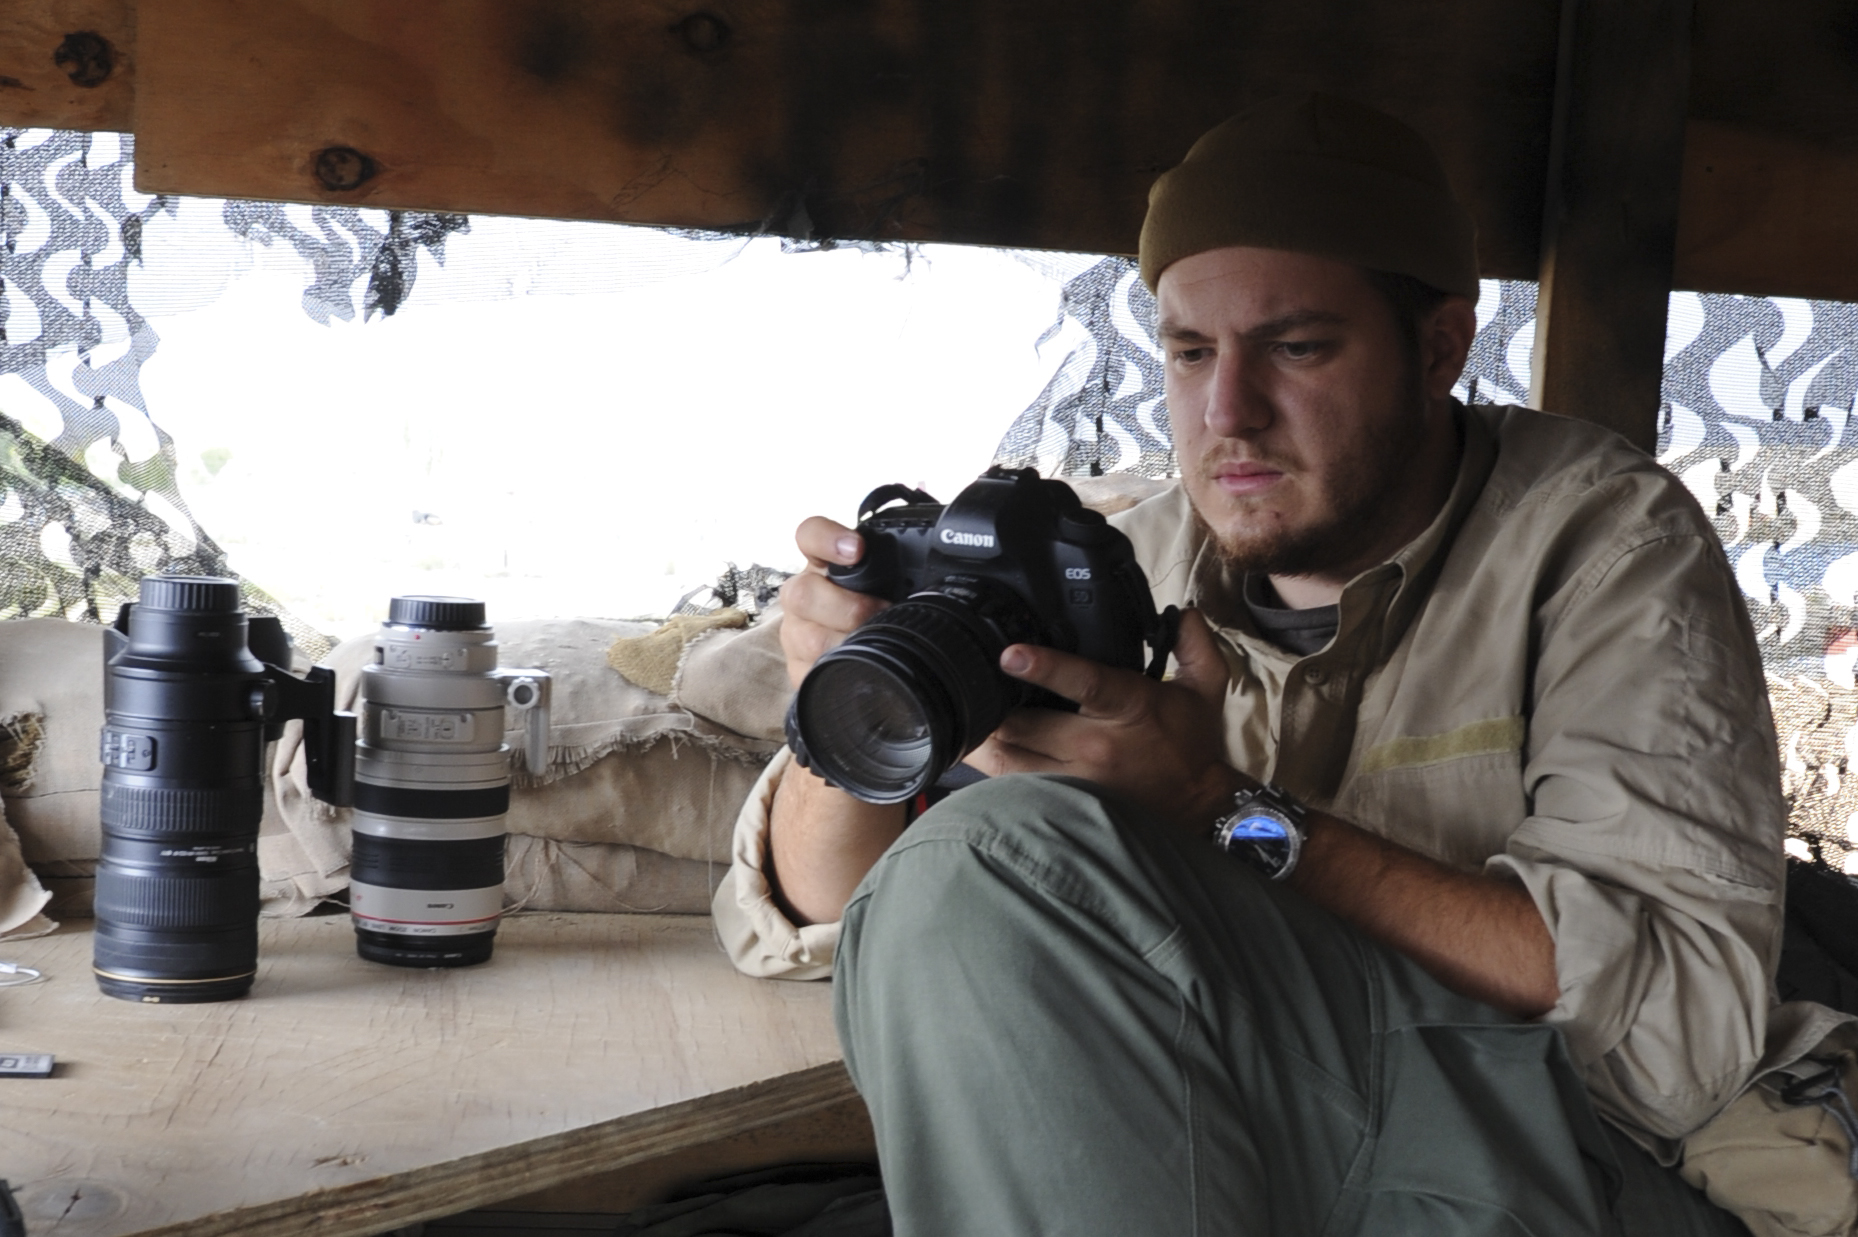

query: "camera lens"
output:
793 590 1030 804
94 576 270 1003
798 658 941 801
350 596 547 968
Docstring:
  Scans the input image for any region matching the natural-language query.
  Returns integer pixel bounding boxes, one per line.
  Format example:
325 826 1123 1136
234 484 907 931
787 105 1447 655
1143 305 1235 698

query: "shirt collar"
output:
1183 401 1498 663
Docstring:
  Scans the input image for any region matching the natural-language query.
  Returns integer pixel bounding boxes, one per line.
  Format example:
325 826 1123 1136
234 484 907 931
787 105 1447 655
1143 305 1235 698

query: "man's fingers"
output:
795 516 863 571
777 572 889 687
780 570 888 635
989 705 1088 756
998 643 1131 720
967 732 1070 778
1170 608 1232 703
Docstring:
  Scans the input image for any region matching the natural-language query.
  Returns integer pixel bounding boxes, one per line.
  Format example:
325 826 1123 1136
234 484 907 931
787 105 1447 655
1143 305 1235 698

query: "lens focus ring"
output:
100 781 266 834
94 867 260 929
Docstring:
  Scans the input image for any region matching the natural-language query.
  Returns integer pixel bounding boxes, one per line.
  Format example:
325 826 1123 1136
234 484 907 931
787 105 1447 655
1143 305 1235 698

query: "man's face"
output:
1158 247 1454 583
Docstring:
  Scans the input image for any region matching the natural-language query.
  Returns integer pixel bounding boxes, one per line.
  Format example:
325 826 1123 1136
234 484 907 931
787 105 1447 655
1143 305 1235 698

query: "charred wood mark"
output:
0 77 30 91
775 3 915 239
53 32 113 88
515 6 590 82
314 147 378 192
670 11 733 56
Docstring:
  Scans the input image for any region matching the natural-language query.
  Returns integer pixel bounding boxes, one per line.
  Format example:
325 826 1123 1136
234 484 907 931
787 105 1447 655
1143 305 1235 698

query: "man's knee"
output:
909 771 1127 857
839 773 1203 983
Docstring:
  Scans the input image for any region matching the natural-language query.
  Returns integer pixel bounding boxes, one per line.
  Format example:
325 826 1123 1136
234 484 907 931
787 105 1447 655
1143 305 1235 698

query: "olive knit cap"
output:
1138 93 1479 299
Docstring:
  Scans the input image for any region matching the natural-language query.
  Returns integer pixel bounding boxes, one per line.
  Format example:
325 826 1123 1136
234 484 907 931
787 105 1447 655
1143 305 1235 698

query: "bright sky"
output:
26 201 1087 639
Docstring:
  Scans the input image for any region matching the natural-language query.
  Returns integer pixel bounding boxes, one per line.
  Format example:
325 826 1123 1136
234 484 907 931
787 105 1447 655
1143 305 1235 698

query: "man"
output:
714 95 1847 1234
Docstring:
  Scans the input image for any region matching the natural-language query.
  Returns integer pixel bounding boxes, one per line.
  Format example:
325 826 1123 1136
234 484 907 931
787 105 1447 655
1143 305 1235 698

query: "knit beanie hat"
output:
1138 94 1479 298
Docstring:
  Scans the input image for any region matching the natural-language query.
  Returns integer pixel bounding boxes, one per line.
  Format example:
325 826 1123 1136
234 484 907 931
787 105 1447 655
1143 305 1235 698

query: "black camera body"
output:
787 467 1177 805
94 577 356 1003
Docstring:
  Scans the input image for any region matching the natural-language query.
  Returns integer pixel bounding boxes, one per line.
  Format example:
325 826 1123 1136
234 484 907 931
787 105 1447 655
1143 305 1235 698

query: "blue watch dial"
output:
1225 814 1290 843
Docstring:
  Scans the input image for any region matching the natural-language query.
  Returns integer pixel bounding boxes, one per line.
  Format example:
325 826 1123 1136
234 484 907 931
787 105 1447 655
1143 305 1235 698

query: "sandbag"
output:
0 612 789 921
265 614 789 916
0 618 100 936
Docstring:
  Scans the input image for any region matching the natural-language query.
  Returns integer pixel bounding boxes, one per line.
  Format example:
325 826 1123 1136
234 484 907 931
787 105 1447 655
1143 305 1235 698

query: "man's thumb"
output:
1171 608 1231 699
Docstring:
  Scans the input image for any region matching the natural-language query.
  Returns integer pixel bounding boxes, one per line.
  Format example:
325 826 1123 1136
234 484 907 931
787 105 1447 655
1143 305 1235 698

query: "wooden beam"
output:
127 0 1562 281
1530 0 1693 452
12 0 1858 308
0 0 134 133
1673 121 1858 302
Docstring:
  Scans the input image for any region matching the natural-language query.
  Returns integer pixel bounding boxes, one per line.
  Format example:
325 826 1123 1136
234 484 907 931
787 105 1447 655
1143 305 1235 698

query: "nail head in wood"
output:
53 31 114 88
671 12 733 56
314 146 378 193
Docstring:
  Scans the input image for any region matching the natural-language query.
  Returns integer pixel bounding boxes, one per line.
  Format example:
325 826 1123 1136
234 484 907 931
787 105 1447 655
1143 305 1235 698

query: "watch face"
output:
1227 813 1289 843
1223 812 1293 875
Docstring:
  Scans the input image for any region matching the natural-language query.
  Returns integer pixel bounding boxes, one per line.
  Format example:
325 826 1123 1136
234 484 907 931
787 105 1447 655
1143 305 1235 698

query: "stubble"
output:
1188 377 1431 579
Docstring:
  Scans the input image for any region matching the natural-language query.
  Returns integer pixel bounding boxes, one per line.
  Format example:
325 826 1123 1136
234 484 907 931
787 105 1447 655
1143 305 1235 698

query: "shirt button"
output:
1303 666 1328 685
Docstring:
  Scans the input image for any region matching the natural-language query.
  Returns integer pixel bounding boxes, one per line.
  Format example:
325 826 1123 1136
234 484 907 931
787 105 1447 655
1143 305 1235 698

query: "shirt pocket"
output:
1333 718 1530 869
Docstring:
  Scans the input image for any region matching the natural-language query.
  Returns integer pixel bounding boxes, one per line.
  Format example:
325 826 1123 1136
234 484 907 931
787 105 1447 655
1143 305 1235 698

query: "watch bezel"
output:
1212 784 1306 881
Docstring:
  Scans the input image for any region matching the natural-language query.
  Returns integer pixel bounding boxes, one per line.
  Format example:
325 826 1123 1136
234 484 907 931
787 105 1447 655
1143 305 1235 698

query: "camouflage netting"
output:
6 127 1858 865
0 129 465 657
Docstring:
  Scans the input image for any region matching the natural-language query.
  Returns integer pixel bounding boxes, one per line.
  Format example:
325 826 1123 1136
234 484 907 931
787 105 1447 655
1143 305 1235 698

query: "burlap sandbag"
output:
266 614 788 916
1681 1025 1858 1236
0 611 786 920
0 795 49 939
0 618 102 933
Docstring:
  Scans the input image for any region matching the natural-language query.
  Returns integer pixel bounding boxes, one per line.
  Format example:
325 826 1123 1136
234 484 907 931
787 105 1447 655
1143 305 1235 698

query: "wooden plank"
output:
0 913 847 1237
1672 120 1858 302
11 0 1858 304
497 1091 875 1214
1669 0 1858 299
0 0 134 132
128 0 1562 281
1529 0 1693 451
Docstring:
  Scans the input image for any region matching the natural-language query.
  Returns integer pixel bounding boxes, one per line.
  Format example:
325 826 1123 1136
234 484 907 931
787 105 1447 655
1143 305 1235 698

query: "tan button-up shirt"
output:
714 402 1847 1154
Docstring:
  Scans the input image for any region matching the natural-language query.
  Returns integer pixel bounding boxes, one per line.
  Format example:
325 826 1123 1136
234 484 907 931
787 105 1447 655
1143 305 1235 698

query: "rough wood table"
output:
0 913 851 1237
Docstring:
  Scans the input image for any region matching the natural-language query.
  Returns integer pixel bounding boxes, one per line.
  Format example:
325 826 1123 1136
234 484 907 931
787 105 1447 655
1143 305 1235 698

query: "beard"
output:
1188 378 1431 579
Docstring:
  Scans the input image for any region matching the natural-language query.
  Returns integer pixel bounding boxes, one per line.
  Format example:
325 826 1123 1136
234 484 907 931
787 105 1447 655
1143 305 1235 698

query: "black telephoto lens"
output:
792 591 1024 804
94 577 270 1003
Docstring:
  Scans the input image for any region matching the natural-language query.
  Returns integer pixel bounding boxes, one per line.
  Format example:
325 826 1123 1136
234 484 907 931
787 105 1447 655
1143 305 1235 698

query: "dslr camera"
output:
786 466 1179 805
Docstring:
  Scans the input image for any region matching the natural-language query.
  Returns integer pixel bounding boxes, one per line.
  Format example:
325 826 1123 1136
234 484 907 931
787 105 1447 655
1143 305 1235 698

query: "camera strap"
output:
857 484 938 521
1145 605 1183 680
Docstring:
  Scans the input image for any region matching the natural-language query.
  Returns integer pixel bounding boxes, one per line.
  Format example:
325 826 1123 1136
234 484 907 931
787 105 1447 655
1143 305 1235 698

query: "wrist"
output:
1184 763 1254 825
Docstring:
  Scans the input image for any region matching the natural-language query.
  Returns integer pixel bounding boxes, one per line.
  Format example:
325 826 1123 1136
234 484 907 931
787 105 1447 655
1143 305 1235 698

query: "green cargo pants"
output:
834 774 1749 1236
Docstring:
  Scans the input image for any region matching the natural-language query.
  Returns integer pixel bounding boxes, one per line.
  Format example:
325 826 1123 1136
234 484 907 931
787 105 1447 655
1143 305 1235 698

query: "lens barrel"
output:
350 596 547 968
94 576 269 1003
792 590 1032 804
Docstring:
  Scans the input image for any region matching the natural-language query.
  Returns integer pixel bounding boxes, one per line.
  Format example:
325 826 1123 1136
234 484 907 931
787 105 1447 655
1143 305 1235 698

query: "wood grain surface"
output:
1530 0 1692 451
126 0 1563 281
0 913 849 1237
0 0 134 133
11 0 1858 304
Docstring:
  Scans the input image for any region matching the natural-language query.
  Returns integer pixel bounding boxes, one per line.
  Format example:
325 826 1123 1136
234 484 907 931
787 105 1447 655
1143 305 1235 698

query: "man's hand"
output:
966 608 1247 829
777 516 890 689
969 609 1559 1017
769 516 908 926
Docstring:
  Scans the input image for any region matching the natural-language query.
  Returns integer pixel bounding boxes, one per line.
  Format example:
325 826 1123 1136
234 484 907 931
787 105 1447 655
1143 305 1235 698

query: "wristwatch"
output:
1211 783 1307 881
